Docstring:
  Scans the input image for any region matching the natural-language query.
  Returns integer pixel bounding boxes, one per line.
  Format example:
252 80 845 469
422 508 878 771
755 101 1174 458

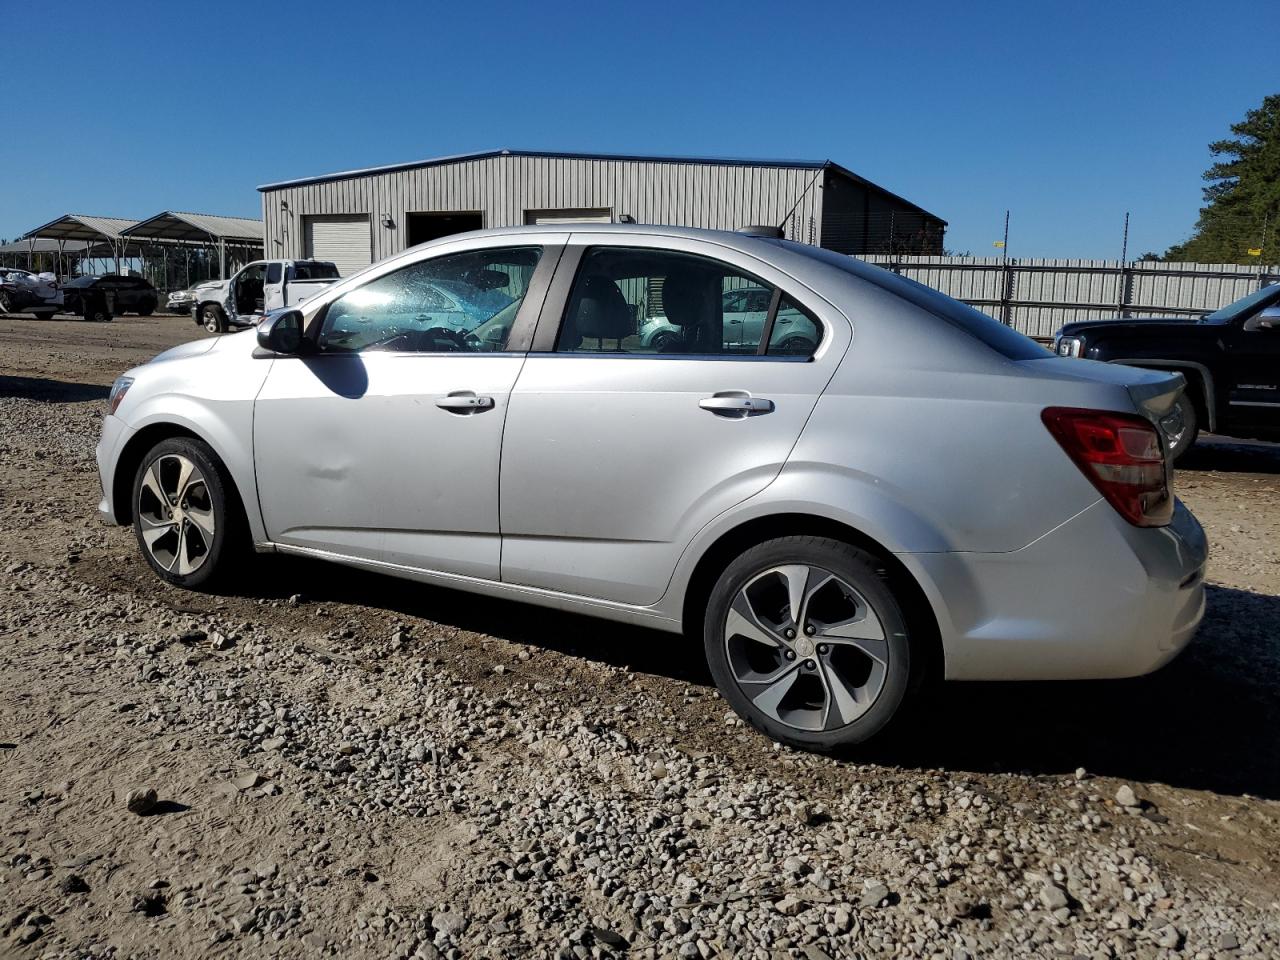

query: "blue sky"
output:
2 0 1275 258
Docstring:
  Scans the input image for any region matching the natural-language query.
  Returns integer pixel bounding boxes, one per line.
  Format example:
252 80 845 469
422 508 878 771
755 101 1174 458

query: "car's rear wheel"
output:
1161 393 1199 462
651 330 680 352
131 437 244 590
704 536 915 752
81 298 111 323
776 336 817 356
139 302 155 317
201 305 227 334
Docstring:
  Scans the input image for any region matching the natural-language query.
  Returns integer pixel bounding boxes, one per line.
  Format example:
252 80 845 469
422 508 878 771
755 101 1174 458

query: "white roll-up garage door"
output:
303 215 372 278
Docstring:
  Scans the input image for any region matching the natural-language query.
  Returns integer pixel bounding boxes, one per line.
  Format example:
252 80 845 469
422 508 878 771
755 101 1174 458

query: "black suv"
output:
61 275 159 322
1053 284 1280 459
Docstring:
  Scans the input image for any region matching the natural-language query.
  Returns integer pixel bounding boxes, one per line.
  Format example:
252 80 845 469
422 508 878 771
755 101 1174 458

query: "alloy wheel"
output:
724 564 888 732
1159 398 1189 452
136 454 216 575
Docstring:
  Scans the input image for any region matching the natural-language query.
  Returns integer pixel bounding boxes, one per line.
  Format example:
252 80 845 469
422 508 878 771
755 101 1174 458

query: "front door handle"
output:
435 391 495 413
699 393 774 417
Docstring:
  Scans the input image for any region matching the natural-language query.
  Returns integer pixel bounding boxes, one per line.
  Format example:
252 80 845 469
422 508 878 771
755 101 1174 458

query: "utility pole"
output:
999 211 1012 325
1118 212 1131 319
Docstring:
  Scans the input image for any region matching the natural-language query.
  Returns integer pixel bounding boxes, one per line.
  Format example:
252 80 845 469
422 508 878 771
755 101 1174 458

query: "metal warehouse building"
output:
258 149 945 277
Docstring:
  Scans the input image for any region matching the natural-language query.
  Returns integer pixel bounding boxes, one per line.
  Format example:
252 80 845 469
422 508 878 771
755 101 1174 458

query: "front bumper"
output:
906 497 1208 681
95 414 135 525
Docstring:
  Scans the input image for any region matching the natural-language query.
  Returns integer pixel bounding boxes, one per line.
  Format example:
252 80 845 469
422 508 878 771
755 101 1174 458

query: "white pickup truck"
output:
192 259 340 333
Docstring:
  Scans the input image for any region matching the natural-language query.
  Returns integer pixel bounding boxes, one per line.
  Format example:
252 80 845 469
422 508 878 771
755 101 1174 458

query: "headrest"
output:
661 272 715 327
572 275 632 340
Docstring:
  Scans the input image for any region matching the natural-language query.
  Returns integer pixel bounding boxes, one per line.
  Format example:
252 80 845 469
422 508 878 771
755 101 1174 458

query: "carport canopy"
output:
121 212 264 278
15 216 140 274
121 211 263 245
20 214 138 244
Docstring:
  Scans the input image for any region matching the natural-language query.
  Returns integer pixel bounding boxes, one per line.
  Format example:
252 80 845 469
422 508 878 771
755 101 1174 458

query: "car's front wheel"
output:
201 304 227 334
131 437 243 589
704 536 915 752
1161 393 1200 462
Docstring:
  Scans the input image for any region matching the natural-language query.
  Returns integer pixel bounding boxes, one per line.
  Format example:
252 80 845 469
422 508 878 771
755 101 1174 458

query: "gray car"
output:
638 285 818 354
95 225 1208 752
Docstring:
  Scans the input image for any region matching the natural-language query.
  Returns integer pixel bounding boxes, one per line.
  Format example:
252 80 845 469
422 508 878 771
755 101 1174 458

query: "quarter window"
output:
554 247 823 357
767 295 823 357
317 247 542 353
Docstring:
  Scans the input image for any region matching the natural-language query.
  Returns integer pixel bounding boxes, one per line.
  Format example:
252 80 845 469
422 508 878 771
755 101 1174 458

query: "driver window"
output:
318 247 543 353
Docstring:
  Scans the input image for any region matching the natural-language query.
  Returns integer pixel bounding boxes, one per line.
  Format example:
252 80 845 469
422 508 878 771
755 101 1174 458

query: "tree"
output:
1165 94 1280 264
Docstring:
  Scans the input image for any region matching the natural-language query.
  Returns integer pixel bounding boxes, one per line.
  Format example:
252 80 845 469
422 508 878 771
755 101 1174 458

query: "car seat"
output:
561 275 633 351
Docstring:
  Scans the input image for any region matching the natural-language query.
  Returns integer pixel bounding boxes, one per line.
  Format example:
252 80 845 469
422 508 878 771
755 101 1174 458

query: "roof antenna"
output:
775 164 826 238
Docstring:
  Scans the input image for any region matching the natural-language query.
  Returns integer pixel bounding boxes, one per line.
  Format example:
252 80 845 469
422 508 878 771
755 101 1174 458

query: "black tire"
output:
651 331 680 353
776 336 817 357
0 293 12 314
81 298 111 323
1164 393 1200 463
130 436 246 590
704 536 917 753
33 311 57 321
139 300 156 317
201 304 227 334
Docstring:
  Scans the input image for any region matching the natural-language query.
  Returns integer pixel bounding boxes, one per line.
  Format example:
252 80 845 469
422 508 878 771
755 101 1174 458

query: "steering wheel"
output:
419 326 471 351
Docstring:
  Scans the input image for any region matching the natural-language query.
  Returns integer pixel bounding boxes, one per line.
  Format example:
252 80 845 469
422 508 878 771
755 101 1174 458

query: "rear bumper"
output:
95 414 134 525
906 498 1207 681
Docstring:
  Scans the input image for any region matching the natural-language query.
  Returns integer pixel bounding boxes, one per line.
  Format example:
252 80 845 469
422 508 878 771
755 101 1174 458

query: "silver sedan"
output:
95 225 1208 752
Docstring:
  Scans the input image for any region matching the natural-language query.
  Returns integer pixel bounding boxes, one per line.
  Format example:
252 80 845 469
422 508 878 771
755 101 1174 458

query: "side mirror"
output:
1258 316 1279 331
257 309 308 354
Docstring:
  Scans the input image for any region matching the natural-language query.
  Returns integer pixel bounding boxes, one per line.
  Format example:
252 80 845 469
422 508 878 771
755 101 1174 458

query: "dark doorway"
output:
406 212 484 247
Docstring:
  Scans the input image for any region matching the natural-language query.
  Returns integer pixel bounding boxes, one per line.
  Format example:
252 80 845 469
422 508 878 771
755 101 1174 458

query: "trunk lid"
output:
1018 355 1185 420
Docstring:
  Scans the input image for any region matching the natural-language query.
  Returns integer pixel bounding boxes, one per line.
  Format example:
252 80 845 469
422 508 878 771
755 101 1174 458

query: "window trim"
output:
756 287 783 356
532 243 822 360
307 243 562 357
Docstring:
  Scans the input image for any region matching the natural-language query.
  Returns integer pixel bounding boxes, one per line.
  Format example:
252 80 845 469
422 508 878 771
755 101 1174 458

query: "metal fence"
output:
860 256 1280 338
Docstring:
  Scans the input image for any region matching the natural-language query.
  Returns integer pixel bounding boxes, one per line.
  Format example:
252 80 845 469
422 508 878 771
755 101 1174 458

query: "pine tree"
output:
1165 94 1280 264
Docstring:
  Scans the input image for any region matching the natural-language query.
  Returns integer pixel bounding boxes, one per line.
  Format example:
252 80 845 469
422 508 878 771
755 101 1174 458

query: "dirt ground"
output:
1 312 1279 959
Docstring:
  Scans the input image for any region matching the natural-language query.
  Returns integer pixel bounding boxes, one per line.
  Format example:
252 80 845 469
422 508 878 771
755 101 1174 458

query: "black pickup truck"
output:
1052 283 1280 459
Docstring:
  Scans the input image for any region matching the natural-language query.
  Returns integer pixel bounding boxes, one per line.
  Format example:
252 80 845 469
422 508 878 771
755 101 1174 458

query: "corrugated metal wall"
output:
861 255 1280 337
262 156 825 265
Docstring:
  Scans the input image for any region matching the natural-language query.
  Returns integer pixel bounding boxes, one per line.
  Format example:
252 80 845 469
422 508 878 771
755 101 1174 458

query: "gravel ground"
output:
1 312 1279 959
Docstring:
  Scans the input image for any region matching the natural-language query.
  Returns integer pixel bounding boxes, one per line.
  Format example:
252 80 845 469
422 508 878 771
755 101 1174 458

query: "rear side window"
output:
265 263 283 284
554 247 823 358
294 262 339 281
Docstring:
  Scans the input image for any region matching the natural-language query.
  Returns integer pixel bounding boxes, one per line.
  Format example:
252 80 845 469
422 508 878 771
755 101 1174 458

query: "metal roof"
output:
20 214 139 242
0 238 93 254
256 148 944 224
256 149 830 191
121 211 264 243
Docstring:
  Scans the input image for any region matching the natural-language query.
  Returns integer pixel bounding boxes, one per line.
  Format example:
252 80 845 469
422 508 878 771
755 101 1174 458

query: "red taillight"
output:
1041 406 1172 527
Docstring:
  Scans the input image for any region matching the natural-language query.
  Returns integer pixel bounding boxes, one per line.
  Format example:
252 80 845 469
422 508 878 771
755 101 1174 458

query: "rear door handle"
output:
435 391 495 413
699 393 774 417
